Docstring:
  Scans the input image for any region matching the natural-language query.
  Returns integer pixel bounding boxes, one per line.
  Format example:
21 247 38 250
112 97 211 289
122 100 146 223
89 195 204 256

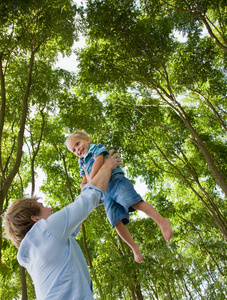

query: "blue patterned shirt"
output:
79 144 124 177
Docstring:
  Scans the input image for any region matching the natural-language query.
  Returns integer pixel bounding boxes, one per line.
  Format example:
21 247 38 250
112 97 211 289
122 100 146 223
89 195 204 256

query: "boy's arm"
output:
80 152 104 189
89 153 104 179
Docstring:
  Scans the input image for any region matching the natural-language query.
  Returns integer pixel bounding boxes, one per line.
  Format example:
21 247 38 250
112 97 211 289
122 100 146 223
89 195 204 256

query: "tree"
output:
0 1 77 298
156 0 227 52
77 0 227 237
2 0 227 298
0 0 77 258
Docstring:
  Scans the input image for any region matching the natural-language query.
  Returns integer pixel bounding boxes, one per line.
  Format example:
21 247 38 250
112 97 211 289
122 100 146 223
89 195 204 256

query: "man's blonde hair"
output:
5 197 41 248
66 130 90 151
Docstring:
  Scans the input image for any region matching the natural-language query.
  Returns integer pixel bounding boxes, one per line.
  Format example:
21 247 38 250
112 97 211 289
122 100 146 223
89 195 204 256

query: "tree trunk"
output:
135 283 144 300
19 265 28 300
0 216 2 262
0 52 35 260
135 124 227 238
171 97 227 198
129 283 137 300
81 223 103 298
164 277 173 300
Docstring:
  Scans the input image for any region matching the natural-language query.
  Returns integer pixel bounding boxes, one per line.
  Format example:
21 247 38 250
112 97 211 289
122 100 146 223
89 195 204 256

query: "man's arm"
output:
89 150 123 193
80 175 88 190
46 151 123 240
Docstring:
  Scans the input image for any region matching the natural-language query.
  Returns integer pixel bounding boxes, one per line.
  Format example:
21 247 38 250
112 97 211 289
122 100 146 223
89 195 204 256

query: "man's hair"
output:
66 129 90 150
5 196 41 248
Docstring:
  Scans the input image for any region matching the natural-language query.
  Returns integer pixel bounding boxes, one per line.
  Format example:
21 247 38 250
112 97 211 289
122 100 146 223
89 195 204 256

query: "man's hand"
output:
89 150 123 193
83 150 123 184
102 149 124 170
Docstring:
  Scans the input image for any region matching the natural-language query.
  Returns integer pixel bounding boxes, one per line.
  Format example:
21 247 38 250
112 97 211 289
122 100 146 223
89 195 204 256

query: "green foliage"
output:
1 0 227 299
0 238 36 300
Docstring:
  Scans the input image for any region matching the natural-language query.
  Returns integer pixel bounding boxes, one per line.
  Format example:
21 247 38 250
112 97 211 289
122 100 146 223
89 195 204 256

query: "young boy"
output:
66 130 173 263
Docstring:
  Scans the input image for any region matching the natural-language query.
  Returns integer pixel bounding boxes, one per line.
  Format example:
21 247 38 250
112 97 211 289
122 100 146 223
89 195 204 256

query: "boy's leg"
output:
131 201 173 242
114 220 144 263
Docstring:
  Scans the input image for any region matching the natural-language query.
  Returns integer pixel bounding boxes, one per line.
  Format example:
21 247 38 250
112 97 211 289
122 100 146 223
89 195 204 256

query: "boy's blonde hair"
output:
66 130 90 151
5 197 41 248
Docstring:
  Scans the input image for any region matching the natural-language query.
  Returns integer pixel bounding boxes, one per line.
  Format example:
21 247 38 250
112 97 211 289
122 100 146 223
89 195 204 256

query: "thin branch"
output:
177 213 224 276
115 100 197 145
1 51 35 199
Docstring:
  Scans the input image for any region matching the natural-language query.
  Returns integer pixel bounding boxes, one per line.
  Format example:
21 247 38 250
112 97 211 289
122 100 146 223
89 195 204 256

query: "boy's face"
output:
68 136 91 158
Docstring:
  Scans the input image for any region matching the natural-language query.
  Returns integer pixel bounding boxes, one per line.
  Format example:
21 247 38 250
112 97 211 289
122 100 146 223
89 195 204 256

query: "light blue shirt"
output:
17 184 104 300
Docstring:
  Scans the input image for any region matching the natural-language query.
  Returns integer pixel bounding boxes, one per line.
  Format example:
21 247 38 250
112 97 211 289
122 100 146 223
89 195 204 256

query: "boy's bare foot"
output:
160 218 173 242
132 243 144 263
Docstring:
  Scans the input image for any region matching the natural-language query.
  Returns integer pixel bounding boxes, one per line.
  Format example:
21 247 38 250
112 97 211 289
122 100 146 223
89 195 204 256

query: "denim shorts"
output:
104 173 143 227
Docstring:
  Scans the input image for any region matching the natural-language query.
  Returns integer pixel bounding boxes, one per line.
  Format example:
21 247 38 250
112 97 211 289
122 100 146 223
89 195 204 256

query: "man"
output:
5 151 123 300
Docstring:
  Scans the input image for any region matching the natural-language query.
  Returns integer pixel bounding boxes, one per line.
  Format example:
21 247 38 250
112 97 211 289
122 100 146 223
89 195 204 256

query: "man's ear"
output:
31 215 41 223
